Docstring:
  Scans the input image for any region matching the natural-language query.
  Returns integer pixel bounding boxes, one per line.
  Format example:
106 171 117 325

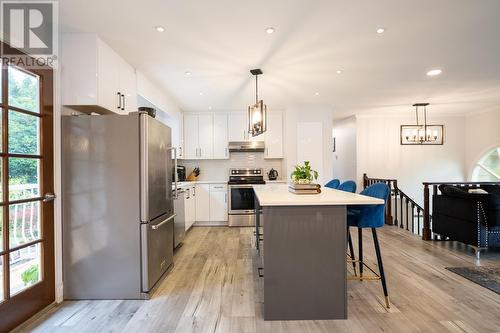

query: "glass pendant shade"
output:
248 100 267 137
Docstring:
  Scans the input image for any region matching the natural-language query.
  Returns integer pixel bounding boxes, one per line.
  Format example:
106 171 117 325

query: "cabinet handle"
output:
179 147 183 157
225 148 228 157
117 92 121 109
225 193 227 203
199 148 202 158
121 94 125 111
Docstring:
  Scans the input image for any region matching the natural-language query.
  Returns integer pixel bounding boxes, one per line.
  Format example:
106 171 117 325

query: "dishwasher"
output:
173 188 186 248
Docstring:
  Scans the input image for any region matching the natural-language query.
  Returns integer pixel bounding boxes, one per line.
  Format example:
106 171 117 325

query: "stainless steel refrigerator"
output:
62 112 176 299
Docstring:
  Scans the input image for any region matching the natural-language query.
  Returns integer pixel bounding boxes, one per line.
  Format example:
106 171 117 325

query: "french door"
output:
0 45 54 332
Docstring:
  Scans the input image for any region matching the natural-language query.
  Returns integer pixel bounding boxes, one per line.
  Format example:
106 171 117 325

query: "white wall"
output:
464 109 500 179
332 116 357 182
355 114 466 204
283 105 334 185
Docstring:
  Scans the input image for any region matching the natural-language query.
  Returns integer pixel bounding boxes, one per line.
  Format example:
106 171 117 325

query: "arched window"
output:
471 147 500 181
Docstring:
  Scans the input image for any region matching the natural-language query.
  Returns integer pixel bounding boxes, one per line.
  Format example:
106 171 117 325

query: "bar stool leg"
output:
372 228 390 308
358 228 363 280
347 229 357 276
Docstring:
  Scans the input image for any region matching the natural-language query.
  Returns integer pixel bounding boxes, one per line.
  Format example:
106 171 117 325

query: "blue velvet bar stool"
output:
338 180 357 193
337 180 358 275
347 183 391 308
325 179 340 189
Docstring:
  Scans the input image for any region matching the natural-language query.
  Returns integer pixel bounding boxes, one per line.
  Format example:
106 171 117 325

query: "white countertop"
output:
253 183 384 206
174 180 227 190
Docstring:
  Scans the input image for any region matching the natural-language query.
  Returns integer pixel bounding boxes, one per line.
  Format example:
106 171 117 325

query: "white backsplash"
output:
180 153 284 181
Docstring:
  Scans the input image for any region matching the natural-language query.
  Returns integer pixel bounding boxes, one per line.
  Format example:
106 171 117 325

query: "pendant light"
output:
400 103 444 145
248 69 267 137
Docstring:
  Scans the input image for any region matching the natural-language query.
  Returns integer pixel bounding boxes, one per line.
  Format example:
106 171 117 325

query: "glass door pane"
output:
9 243 41 296
7 67 39 113
8 202 40 249
8 110 40 155
0 256 3 302
8 158 40 200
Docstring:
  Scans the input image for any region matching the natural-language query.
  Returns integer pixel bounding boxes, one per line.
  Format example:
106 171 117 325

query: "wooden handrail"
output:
364 174 426 238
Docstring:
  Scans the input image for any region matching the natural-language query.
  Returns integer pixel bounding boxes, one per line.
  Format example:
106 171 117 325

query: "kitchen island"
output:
253 183 384 321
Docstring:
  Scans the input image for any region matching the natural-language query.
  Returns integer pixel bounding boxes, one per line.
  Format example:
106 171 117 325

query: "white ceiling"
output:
60 0 500 118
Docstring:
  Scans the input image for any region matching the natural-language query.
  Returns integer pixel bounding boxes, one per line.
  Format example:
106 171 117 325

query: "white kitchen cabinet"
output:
195 184 211 222
183 114 199 159
228 112 248 141
213 113 229 159
264 111 284 158
184 186 196 231
183 113 214 159
62 33 137 114
117 57 138 114
209 184 228 221
198 114 214 159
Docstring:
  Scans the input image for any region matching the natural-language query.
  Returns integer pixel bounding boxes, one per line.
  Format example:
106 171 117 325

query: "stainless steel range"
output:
228 168 265 227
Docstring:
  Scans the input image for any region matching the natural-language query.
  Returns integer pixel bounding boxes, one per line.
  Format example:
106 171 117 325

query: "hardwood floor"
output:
19 226 500 333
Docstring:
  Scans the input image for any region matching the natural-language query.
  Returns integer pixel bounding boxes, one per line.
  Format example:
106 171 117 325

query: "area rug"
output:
446 266 500 295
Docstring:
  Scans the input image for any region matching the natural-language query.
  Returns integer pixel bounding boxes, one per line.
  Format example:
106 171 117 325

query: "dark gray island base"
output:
258 204 347 321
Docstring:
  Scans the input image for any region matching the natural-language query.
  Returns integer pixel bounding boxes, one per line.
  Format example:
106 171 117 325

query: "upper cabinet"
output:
62 33 137 114
264 110 284 159
228 112 248 141
183 113 214 159
213 113 229 159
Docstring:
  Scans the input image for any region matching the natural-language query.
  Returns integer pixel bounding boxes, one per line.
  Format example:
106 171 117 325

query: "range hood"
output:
228 141 265 152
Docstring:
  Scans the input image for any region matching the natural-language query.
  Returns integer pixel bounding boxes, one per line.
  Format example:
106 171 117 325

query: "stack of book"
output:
288 183 322 195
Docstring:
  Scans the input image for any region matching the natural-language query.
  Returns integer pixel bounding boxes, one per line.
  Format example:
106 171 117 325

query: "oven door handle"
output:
229 184 256 188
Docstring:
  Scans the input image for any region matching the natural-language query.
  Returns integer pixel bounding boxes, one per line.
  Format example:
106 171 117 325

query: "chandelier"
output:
400 103 444 145
248 69 267 137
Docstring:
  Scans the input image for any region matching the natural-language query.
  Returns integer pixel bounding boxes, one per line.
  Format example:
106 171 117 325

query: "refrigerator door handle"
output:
166 147 178 198
151 214 176 230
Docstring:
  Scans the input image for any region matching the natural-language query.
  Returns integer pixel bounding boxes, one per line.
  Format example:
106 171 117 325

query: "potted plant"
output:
291 161 319 184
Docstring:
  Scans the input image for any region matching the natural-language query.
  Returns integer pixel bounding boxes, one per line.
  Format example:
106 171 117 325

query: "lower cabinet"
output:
194 183 228 224
184 186 196 231
195 184 211 222
209 184 228 221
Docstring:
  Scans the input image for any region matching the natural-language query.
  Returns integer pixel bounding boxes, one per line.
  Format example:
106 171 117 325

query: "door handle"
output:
151 214 176 230
121 94 125 111
43 193 57 202
117 92 121 109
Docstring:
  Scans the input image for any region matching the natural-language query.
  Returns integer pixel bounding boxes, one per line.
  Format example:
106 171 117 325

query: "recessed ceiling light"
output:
155 26 165 32
376 27 386 34
315 92 320 96
336 69 343 74
265 27 275 34
185 71 192 76
426 69 442 76
199 92 204 95
208 106 212 110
